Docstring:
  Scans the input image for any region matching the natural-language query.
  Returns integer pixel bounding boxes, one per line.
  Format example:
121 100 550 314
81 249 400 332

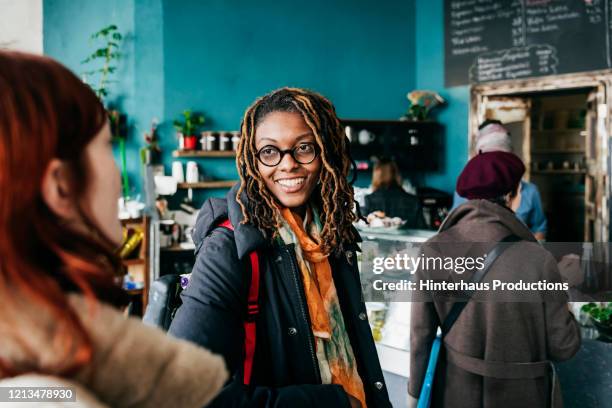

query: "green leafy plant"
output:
403 90 445 121
582 302 612 342
173 110 205 136
582 302 612 326
81 24 123 100
81 25 130 198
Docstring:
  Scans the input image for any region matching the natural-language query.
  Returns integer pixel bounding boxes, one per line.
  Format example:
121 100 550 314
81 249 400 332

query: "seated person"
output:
452 120 547 240
364 159 426 228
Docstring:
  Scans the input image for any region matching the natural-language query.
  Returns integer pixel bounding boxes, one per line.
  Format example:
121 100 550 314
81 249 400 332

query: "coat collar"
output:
439 199 536 242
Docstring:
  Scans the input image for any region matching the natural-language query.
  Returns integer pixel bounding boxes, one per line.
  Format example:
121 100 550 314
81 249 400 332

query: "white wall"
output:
0 0 42 53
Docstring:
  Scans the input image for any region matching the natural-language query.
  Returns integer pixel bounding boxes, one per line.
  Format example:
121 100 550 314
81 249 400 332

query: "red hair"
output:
0 51 127 377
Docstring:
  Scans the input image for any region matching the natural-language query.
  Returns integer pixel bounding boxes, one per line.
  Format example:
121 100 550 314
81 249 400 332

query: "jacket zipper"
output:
283 246 322 383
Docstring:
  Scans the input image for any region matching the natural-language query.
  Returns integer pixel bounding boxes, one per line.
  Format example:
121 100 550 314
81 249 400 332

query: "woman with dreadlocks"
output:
169 87 391 408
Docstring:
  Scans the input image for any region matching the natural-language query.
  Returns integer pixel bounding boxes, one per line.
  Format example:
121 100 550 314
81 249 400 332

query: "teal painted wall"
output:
161 0 416 197
43 0 417 202
44 0 472 204
43 0 147 199
416 0 469 193
133 0 164 159
163 0 415 127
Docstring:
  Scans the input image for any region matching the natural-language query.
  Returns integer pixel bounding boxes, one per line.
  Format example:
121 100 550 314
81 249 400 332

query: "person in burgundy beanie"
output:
409 150 580 408
456 151 525 203
452 120 547 241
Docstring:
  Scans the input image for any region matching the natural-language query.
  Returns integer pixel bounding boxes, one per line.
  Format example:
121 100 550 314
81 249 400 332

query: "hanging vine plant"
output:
81 24 123 101
81 24 131 199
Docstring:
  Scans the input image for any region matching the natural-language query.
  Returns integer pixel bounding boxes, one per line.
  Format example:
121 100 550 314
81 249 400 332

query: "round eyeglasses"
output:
256 142 320 167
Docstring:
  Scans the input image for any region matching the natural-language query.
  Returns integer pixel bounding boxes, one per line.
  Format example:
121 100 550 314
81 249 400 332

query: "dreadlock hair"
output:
236 87 357 255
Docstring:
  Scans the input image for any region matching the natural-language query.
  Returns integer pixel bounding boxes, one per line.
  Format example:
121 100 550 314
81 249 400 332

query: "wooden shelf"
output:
173 150 236 158
120 217 143 225
531 170 586 175
122 258 145 266
531 149 585 154
118 216 150 316
177 180 238 189
532 129 586 136
161 244 196 252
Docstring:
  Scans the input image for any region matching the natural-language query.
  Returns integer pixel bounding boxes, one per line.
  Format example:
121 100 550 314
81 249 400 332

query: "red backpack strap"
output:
217 218 260 385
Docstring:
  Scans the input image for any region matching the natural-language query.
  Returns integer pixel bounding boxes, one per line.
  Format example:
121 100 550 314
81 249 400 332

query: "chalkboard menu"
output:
445 0 612 87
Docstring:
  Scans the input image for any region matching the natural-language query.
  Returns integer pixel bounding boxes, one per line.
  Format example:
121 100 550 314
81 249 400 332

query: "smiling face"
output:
255 111 322 212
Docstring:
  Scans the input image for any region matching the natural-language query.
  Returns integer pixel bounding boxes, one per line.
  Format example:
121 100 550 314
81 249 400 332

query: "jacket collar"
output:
439 199 536 242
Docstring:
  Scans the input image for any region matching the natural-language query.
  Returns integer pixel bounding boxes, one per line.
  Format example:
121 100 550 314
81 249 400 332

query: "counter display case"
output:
359 228 612 392
358 228 436 378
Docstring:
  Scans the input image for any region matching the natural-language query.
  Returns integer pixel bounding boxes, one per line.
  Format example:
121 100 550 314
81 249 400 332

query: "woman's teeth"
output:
276 177 305 187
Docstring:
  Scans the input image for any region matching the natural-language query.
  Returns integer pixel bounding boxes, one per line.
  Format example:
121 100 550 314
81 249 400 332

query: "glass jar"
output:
200 131 212 151
219 131 231 151
206 132 219 151
231 131 241 151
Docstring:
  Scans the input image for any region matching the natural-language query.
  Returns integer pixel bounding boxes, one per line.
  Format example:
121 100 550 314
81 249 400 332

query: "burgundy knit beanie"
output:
457 151 525 199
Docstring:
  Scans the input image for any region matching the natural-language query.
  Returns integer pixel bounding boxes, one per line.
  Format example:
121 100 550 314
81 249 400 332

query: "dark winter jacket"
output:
169 184 392 408
364 186 426 228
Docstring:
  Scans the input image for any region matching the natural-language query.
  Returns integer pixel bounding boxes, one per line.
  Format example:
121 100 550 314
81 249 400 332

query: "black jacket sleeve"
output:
363 195 372 216
414 203 428 230
168 228 350 408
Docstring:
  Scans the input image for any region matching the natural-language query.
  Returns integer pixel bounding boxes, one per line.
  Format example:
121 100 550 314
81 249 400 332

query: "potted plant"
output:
140 119 161 165
401 90 445 121
81 25 132 199
173 110 205 150
582 302 612 341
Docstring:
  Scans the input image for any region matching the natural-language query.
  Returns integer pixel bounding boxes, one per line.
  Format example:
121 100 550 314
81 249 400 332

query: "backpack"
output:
143 218 260 385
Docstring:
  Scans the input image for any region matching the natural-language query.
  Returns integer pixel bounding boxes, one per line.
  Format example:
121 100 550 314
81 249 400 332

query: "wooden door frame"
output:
470 70 612 241
470 70 612 151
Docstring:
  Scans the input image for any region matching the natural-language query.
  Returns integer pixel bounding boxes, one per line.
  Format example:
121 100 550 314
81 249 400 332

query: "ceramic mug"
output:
185 161 199 183
345 126 354 143
231 131 241 151
358 129 375 145
171 161 184 183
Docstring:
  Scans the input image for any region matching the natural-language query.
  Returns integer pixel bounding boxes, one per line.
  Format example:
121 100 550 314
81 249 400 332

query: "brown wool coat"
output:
0 294 228 408
409 200 581 408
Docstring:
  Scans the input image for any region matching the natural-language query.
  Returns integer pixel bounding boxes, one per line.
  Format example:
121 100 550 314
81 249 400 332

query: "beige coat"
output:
409 200 581 408
0 294 228 408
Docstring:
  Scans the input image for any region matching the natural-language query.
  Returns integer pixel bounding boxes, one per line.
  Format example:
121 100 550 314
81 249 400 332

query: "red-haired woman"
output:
0 51 227 408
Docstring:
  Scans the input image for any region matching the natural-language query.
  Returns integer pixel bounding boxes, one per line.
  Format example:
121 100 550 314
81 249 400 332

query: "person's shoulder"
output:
68 294 228 408
365 189 384 199
398 188 418 200
521 180 540 195
0 374 109 407
509 240 556 266
192 197 230 248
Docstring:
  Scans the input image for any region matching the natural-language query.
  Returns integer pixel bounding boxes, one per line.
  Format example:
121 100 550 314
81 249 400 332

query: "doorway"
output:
471 72 612 242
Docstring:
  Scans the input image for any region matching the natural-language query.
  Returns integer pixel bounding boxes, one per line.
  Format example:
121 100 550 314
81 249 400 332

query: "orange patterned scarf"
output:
278 206 366 408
